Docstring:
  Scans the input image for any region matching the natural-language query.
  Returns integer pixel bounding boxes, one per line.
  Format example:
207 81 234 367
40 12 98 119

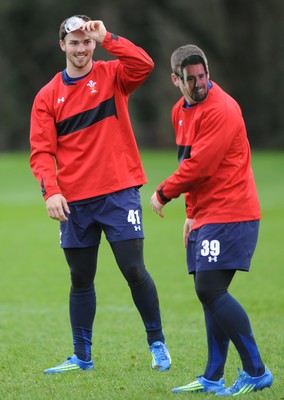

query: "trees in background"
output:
0 0 283 150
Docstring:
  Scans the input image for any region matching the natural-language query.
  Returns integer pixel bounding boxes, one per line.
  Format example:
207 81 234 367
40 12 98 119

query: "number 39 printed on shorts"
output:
201 239 220 262
127 209 142 232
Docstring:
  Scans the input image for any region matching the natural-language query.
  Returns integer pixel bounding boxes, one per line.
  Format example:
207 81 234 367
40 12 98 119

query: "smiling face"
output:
182 63 209 104
59 30 96 77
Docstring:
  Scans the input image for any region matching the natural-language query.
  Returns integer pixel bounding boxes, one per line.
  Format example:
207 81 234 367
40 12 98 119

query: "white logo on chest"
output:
87 80 98 94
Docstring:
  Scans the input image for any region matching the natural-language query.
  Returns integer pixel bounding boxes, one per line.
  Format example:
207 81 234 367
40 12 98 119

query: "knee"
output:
125 265 149 287
195 281 227 306
194 270 234 306
70 269 94 289
195 282 211 305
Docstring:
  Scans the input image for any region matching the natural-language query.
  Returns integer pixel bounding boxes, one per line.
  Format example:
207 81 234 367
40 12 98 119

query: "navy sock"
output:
130 273 165 345
69 284 96 362
203 306 230 380
209 293 265 376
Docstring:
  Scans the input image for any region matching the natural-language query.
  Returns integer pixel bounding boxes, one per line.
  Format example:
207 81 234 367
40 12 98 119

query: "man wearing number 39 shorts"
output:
150 45 273 395
30 15 171 374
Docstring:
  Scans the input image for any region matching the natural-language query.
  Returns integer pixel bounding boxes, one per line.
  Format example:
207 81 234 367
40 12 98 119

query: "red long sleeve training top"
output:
30 32 153 202
156 82 261 230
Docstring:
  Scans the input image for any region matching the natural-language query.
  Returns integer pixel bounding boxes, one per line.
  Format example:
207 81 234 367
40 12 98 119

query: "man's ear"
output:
59 40 66 52
171 73 180 87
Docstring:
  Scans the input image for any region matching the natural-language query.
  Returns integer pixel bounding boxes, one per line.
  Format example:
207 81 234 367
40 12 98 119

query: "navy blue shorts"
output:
187 221 260 274
60 187 144 248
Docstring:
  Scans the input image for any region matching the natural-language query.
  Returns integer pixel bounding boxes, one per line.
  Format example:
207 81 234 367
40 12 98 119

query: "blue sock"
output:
69 284 96 362
130 273 165 345
210 293 265 376
203 306 230 380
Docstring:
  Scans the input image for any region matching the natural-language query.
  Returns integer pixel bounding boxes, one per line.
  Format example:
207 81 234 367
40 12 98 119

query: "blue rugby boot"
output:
149 341 171 371
44 355 94 374
216 366 273 396
172 376 225 393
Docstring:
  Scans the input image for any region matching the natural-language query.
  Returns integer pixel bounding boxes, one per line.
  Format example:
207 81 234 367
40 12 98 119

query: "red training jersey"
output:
30 32 153 202
156 81 261 230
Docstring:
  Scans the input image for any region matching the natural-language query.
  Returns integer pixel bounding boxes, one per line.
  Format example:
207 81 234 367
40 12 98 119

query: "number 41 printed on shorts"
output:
128 209 142 231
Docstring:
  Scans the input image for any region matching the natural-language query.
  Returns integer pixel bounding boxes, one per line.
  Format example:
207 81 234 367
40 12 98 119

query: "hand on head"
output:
80 20 107 43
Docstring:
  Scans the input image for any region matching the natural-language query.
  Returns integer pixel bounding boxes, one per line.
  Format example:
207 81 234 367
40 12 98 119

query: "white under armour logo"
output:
57 97 65 103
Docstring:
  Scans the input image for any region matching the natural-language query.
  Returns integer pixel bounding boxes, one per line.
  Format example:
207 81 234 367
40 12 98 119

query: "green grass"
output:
0 150 283 400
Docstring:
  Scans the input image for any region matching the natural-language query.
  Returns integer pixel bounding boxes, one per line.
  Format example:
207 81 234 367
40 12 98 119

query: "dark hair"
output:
59 15 91 41
181 55 208 74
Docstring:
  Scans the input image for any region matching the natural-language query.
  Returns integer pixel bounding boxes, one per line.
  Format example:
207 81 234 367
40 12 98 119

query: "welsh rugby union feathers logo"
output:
87 80 98 94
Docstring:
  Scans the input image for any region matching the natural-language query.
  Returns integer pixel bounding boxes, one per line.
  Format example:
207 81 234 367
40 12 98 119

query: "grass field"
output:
0 151 283 400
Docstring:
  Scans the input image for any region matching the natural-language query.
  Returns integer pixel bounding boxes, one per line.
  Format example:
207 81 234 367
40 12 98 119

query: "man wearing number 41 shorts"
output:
150 45 273 395
30 15 171 374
